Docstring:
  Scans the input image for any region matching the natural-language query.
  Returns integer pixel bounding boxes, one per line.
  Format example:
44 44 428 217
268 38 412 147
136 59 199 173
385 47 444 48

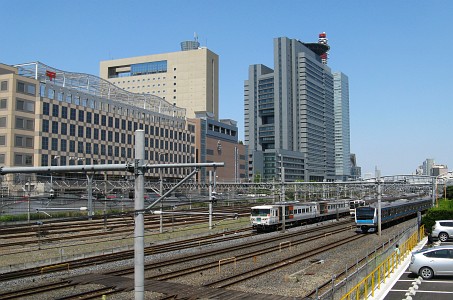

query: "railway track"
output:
0 220 357 299
204 234 365 289
0 227 254 282
0 206 251 253
143 225 356 281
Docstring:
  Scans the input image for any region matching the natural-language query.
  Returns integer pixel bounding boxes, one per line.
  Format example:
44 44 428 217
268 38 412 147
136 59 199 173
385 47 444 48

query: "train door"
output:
278 206 283 221
319 202 328 214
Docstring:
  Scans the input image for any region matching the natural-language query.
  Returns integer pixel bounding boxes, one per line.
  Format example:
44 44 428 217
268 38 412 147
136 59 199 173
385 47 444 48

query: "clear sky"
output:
2 0 452 177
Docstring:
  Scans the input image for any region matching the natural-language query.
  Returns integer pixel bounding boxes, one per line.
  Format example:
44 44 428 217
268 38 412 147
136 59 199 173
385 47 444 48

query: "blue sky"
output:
2 1 452 177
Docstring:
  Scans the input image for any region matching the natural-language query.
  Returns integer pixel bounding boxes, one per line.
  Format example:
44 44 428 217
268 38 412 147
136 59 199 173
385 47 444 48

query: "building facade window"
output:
61 106 68 118
78 110 84 122
16 81 36 95
14 153 33 166
0 81 7 91
16 98 35 113
78 126 84 137
61 139 67 151
52 121 58 134
70 108 76 120
61 123 67 135
15 135 33 148
52 104 59 117
15 117 34 131
70 124 76 136
42 119 49 132
43 102 50 115
0 99 7 109
51 138 58 151
41 154 48 166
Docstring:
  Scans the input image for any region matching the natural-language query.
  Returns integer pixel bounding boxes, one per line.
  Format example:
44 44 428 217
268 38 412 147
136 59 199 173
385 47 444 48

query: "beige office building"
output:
0 62 194 194
100 47 219 120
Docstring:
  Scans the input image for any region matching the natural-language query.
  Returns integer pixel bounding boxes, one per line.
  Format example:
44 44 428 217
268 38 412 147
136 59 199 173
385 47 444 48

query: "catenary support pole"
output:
159 167 164 233
377 169 382 237
209 170 213 230
86 173 93 220
134 130 145 300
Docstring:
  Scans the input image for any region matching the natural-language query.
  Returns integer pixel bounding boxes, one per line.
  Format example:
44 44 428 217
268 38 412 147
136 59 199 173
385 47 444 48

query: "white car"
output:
409 245 453 279
431 220 453 242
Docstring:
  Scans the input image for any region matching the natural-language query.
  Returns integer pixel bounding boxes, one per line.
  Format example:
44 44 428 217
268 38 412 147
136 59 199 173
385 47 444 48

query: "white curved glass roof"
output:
14 61 186 118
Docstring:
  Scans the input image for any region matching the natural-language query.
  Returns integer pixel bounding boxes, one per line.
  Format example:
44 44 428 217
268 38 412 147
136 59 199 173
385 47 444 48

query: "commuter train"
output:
355 197 432 233
250 199 350 232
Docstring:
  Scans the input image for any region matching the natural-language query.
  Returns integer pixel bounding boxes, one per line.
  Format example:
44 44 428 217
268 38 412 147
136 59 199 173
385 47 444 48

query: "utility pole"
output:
104 172 107 213
159 154 165 234
86 174 93 220
280 154 285 202
27 179 31 223
134 130 145 300
376 167 382 237
159 169 163 233
280 154 286 233
209 170 213 230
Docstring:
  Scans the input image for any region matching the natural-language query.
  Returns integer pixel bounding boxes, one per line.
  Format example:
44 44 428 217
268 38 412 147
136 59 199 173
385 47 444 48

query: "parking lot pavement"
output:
381 241 453 300
384 272 453 300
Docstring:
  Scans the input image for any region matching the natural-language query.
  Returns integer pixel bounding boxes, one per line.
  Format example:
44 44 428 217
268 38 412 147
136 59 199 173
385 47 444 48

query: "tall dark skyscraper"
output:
244 36 340 182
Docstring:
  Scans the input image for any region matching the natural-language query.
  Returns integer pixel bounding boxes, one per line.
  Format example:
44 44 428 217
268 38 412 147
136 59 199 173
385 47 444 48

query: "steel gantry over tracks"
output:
0 130 224 300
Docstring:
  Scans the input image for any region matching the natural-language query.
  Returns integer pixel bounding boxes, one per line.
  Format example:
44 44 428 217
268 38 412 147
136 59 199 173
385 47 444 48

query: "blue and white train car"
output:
251 199 350 232
355 197 432 233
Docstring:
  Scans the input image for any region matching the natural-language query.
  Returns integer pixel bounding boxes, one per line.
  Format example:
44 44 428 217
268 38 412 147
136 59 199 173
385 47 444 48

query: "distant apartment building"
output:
188 113 247 183
421 159 435 176
0 62 195 192
431 164 448 177
99 43 219 120
333 72 351 180
244 36 338 182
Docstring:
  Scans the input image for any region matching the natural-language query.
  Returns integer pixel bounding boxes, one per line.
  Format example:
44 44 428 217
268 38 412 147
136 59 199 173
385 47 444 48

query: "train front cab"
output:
251 206 271 231
355 206 377 233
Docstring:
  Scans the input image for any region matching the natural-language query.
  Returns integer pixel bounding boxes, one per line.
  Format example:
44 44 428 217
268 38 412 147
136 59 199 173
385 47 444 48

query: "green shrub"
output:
422 199 453 233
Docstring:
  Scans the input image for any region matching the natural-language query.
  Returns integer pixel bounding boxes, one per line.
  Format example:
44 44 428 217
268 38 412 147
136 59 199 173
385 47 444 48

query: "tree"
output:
254 173 261 183
446 186 453 200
